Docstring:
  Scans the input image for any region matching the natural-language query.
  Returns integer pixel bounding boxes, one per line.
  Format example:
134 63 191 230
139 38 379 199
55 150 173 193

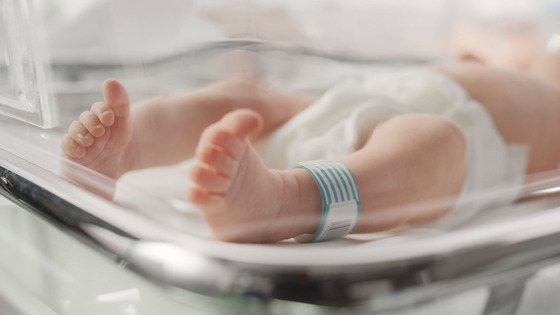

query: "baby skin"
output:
62 58 560 243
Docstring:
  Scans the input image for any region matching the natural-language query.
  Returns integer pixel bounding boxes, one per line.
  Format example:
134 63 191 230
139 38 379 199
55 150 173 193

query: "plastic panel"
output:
0 0 57 128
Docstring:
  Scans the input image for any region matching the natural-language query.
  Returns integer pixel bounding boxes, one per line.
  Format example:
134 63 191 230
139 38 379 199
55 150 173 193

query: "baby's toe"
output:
91 102 115 127
196 145 237 176
68 121 94 147
203 128 245 158
221 109 263 138
62 134 86 158
189 164 231 194
79 111 106 138
186 186 223 207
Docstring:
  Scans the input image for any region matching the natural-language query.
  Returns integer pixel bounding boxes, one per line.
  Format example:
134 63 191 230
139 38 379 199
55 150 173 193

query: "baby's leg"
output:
188 110 466 243
529 50 560 87
62 77 311 180
341 114 467 230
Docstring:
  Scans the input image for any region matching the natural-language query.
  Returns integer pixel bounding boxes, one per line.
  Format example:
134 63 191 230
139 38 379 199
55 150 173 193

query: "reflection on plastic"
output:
96 288 140 303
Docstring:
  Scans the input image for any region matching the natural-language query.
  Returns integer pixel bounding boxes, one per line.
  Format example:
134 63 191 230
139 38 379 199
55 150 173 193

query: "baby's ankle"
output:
270 169 322 241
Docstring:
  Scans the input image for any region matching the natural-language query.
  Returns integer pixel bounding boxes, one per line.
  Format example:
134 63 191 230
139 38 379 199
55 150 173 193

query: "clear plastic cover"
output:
0 0 559 242
3 0 560 313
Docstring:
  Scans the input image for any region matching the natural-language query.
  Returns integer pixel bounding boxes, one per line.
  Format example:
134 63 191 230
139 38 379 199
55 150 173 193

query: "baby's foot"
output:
61 79 133 180
187 109 298 243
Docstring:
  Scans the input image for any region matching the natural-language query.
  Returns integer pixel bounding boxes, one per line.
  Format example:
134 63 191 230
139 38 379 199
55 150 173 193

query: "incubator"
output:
3 0 560 314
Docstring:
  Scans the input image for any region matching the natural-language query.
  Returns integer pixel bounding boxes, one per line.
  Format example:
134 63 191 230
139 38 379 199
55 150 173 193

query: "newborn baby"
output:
61 52 560 243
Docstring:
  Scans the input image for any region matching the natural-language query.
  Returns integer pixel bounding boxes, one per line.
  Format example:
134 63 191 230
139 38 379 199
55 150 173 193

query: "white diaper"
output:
256 68 528 229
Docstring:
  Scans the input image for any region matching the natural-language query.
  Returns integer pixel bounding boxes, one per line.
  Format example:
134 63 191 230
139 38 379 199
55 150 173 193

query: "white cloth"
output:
256 68 527 228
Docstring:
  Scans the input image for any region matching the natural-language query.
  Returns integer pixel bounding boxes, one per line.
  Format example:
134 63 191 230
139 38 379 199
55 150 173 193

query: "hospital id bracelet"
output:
295 160 361 242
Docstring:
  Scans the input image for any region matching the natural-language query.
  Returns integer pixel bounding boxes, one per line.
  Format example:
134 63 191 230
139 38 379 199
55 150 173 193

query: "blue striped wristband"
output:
295 160 361 242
